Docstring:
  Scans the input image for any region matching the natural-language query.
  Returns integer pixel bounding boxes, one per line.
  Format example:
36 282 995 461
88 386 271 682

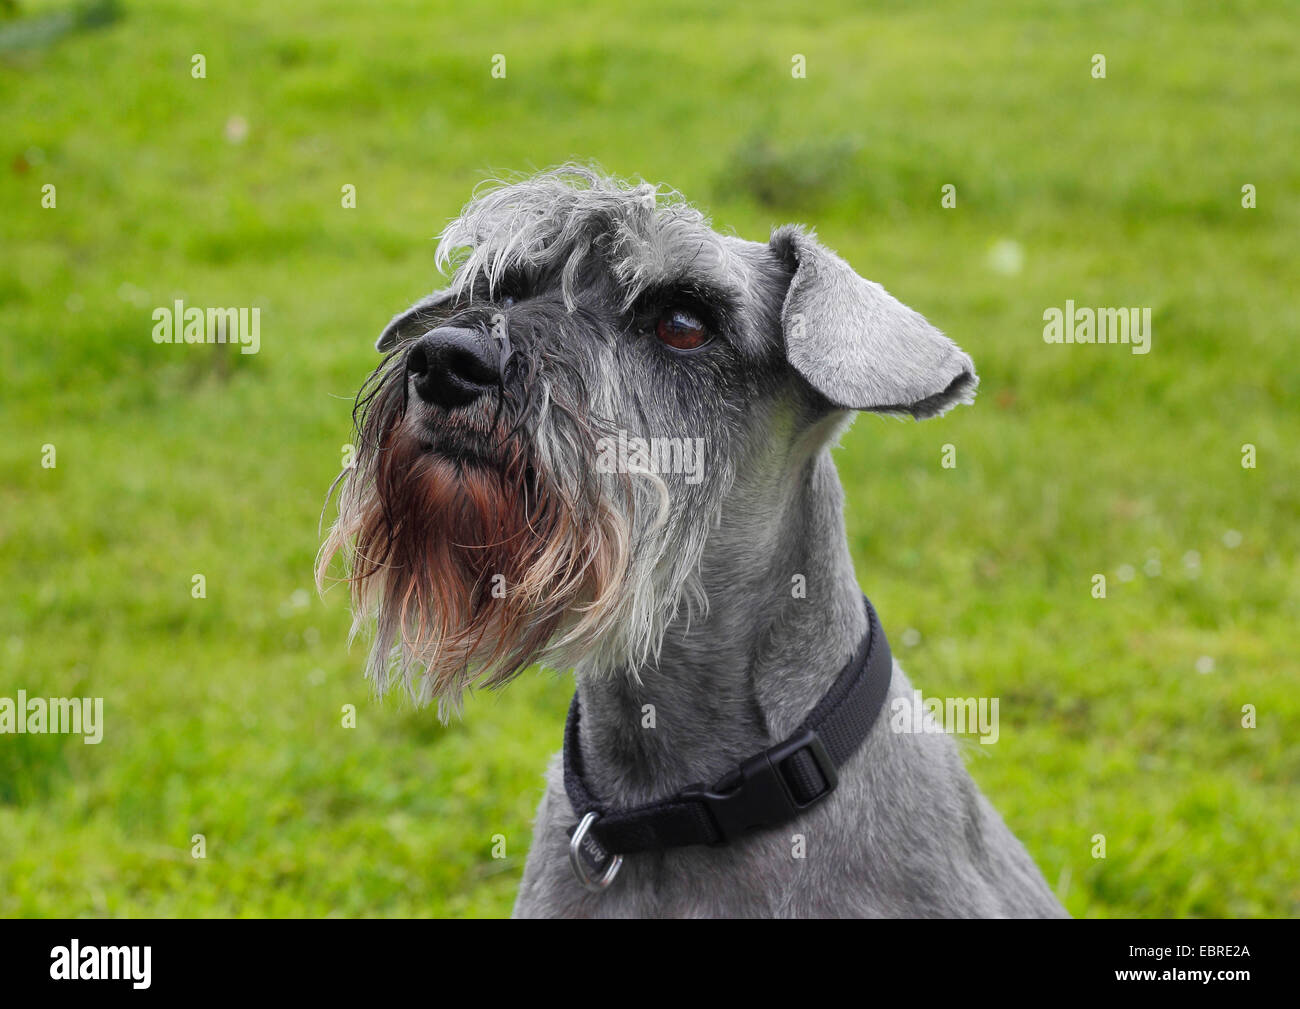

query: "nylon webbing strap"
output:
563 595 893 867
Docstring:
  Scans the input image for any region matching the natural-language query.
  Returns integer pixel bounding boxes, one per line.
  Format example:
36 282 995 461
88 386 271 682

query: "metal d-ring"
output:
568 812 623 892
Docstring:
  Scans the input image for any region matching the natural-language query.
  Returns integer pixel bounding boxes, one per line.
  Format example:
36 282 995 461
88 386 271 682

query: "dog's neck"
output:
575 421 870 805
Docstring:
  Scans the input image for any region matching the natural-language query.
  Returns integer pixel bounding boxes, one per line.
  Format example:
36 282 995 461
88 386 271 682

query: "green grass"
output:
1 0 1297 917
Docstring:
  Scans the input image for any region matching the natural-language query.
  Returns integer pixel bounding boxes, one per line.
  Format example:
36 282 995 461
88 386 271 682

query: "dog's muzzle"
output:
406 326 500 410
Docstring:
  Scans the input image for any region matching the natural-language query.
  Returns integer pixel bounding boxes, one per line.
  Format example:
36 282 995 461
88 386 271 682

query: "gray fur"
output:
377 289 454 351
517 445 1065 917
772 225 977 418
335 166 1065 918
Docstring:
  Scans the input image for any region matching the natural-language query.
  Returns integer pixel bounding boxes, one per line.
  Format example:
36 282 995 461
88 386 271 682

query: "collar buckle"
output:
682 729 839 844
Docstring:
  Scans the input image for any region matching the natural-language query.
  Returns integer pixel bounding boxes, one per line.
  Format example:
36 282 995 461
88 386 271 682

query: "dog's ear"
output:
376 289 456 352
771 226 977 419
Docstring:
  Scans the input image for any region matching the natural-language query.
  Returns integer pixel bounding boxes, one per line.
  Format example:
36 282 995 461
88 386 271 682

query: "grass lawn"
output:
1 0 1296 917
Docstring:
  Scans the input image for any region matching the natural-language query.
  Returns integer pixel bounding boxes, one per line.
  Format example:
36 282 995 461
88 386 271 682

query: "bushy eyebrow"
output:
631 276 742 333
460 263 534 301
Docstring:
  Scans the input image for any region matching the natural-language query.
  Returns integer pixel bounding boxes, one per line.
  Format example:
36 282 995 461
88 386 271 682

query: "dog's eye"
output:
655 309 711 351
501 295 516 308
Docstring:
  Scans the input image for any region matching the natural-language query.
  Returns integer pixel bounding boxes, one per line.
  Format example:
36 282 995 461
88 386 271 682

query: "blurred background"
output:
1 0 1296 917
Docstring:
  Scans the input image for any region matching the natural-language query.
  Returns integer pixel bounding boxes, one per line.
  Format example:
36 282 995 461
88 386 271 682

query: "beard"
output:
317 362 629 713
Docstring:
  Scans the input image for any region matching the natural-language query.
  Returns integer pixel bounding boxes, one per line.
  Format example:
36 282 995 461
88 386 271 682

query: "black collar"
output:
562 594 893 891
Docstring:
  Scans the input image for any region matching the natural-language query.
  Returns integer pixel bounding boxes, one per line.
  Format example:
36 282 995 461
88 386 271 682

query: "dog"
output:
320 166 1068 918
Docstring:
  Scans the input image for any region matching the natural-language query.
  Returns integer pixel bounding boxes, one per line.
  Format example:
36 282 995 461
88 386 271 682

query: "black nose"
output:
405 327 499 408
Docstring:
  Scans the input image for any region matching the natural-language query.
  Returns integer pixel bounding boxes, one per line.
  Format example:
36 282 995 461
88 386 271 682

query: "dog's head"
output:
319 166 975 710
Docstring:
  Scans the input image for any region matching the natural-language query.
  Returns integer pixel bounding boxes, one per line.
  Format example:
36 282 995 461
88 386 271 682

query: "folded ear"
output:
772 226 977 419
375 289 456 352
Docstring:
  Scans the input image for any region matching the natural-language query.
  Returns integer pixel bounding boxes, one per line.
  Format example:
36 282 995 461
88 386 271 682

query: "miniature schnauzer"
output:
320 166 1067 918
